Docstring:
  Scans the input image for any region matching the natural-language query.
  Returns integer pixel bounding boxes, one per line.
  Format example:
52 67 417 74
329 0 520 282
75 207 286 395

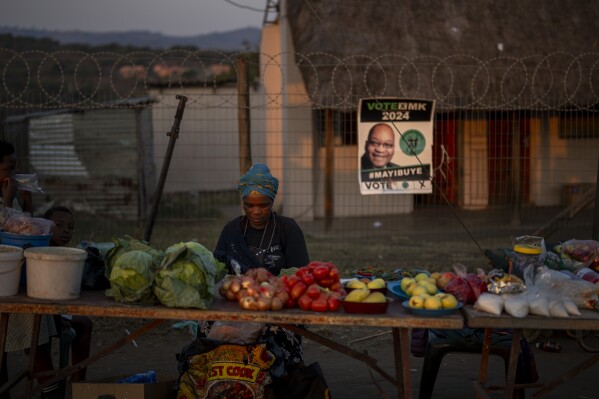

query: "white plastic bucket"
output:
24 247 87 300
0 245 24 296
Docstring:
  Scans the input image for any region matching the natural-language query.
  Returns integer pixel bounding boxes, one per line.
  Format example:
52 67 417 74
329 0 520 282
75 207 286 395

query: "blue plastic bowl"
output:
0 231 52 286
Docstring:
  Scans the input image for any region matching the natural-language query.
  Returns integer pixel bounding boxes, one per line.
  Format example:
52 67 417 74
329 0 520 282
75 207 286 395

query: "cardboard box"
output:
72 375 177 399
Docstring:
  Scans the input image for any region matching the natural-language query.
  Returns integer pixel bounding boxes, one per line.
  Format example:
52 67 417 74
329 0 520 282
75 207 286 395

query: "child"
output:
43 206 93 384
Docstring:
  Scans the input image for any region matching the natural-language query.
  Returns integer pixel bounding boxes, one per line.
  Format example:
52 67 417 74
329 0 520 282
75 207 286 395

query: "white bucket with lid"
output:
0 245 24 296
24 247 87 300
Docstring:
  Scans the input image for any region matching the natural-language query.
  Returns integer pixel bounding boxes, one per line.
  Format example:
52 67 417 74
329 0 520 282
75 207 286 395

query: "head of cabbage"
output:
154 241 226 309
107 249 161 304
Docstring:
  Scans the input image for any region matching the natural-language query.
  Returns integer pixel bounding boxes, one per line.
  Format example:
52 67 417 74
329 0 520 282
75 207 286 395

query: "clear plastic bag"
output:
3 212 53 235
206 321 265 345
533 265 598 309
14 173 44 194
554 239 599 270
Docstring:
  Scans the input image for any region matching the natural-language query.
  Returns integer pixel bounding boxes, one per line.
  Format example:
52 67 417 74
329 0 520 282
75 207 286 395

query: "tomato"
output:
286 297 297 308
327 295 340 311
312 266 330 281
329 282 341 293
318 278 334 288
306 284 322 300
298 294 313 311
311 297 328 312
285 275 301 288
289 281 307 300
329 267 340 280
301 273 316 286
295 266 311 277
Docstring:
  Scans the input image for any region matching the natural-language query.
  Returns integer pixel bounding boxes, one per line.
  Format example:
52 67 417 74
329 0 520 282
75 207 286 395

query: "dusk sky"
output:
0 0 265 36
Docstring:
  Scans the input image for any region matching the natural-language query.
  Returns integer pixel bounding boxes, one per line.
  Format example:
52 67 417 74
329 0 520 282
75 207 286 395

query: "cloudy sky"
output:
0 0 266 36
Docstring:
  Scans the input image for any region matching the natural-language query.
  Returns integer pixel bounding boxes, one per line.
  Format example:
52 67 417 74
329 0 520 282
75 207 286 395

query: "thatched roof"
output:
284 0 599 110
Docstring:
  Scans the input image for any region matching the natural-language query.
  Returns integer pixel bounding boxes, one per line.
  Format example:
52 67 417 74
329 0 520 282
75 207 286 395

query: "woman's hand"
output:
1 177 17 207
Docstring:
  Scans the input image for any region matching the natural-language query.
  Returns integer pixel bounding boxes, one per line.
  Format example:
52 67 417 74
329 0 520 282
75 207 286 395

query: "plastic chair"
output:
418 336 511 399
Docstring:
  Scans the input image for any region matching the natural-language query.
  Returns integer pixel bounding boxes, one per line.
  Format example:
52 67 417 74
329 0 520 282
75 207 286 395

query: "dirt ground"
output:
6 316 599 399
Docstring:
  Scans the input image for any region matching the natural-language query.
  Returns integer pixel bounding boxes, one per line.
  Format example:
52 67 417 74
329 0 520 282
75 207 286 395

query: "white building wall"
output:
148 86 242 193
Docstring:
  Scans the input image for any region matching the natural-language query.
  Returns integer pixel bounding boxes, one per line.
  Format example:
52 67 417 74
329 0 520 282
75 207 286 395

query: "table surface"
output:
463 305 599 330
0 291 464 329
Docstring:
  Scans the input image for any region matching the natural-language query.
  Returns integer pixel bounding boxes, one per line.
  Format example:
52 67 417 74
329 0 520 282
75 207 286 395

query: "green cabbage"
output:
154 241 226 308
105 235 162 279
106 249 161 304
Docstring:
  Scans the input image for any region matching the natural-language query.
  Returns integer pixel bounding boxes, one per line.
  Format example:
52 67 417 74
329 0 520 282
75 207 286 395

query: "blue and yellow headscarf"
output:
237 163 279 200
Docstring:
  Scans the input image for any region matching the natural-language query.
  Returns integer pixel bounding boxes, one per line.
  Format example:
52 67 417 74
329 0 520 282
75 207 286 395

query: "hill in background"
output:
0 26 260 51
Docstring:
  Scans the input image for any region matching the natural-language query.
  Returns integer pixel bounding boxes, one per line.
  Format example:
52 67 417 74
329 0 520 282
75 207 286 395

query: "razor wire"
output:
1 48 598 111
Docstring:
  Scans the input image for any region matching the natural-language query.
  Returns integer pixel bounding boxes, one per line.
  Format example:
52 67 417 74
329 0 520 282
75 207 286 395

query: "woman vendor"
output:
197 163 310 371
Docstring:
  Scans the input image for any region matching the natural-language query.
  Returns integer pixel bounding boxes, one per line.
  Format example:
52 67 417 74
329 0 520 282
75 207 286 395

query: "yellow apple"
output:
363 292 387 303
344 288 371 302
400 277 415 292
410 285 428 297
423 282 438 295
404 281 419 296
438 293 458 309
367 278 386 289
424 296 443 310
414 272 429 282
408 295 425 309
346 278 368 289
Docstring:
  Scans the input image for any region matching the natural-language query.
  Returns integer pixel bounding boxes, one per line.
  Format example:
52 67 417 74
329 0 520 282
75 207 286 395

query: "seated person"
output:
43 205 94 383
197 164 310 383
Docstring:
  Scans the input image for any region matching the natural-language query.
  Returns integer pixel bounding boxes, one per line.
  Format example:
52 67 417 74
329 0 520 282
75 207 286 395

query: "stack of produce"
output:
403 272 459 310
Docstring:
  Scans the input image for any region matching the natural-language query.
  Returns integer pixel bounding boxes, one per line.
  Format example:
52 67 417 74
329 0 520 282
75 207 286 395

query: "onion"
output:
239 296 257 310
256 296 272 311
229 279 241 294
271 297 284 311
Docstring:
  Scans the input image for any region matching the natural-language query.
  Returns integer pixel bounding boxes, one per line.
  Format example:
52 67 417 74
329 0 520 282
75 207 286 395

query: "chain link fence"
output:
1 49 597 260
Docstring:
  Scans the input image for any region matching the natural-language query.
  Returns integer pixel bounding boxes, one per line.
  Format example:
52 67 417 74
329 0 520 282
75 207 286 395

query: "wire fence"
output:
1 49 597 254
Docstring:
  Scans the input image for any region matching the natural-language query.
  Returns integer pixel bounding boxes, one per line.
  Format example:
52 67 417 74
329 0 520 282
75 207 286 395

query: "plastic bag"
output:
176 337 278 399
473 292 504 315
502 293 529 318
206 321 265 345
444 264 485 304
3 212 53 235
486 269 526 294
533 266 598 309
14 173 44 194
554 239 599 270
507 235 546 278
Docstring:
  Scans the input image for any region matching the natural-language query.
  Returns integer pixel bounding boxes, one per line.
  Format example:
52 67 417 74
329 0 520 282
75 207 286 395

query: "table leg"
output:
24 314 42 398
504 329 522 399
473 328 493 399
392 327 411 399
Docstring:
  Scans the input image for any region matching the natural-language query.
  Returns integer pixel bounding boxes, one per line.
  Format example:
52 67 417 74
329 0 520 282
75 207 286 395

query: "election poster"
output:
358 98 435 195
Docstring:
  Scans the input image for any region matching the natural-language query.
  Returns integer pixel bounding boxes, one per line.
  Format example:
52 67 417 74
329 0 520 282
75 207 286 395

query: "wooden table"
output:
463 306 599 399
1 291 463 399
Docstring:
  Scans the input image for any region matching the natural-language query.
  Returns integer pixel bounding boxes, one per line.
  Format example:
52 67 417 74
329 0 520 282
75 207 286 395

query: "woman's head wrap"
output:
237 163 279 200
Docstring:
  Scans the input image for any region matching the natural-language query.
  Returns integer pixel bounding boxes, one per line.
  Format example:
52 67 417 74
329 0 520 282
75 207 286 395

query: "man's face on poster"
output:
365 124 395 168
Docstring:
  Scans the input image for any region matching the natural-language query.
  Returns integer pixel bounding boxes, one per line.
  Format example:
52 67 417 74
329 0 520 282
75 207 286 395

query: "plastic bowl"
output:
341 298 391 314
